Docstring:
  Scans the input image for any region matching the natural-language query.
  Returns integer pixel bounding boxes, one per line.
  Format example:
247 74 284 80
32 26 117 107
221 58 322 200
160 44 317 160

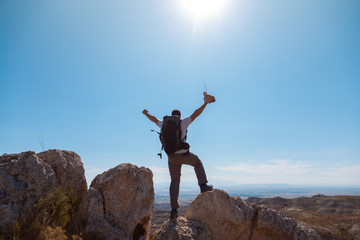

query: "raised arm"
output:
190 102 208 123
143 109 160 125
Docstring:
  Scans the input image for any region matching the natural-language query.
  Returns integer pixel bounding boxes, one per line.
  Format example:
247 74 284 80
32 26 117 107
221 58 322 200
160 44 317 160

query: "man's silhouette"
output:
143 93 214 219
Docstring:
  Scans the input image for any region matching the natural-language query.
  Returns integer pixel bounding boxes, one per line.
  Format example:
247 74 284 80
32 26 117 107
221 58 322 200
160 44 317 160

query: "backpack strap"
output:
178 120 182 143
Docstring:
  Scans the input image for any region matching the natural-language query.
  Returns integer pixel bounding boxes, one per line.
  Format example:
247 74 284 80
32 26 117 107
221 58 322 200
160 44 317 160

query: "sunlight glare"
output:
180 0 226 19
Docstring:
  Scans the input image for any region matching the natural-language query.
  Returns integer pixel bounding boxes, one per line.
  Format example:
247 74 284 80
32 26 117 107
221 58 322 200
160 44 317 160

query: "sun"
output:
180 0 226 19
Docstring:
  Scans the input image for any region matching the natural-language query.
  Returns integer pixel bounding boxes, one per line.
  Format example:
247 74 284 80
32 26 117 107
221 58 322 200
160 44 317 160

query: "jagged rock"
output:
77 163 154 240
0 150 87 232
37 149 87 196
253 206 320 240
76 187 130 239
185 189 255 240
183 189 320 240
246 195 360 239
152 216 211 240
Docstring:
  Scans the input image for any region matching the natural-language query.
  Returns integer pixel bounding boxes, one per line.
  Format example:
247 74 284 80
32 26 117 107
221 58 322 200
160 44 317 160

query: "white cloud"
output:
216 159 313 175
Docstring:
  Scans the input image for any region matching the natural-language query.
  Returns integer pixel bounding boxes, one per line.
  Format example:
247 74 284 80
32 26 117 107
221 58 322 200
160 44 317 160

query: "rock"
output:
37 149 87 196
185 189 255 240
184 189 320 240
349 223 360 240
0 150 87 232
76 188 130 239
77 163 154 240
246 195 360 240
152 216 211 240
253 206 320 240
0 151 56 231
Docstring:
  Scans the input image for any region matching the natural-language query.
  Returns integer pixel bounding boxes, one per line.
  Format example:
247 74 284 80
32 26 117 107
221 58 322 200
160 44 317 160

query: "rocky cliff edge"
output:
153 189 321 240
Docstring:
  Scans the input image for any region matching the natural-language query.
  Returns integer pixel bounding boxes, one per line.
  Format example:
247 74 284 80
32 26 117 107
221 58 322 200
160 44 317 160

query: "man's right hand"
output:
142 109 149 115
203 92 216 104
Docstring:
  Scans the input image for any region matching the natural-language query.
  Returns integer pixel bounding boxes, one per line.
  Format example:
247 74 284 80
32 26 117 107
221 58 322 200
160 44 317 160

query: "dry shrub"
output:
1 214 41 240
38 226 83 240
0 186 83 240
34 186 80 228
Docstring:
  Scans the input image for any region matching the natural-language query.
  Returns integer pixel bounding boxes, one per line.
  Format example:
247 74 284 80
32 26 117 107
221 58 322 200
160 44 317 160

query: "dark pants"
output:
168 152 208 209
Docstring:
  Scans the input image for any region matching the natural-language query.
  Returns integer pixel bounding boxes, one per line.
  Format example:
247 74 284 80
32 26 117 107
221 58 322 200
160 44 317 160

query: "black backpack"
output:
152 115 190 158
160 115 182 155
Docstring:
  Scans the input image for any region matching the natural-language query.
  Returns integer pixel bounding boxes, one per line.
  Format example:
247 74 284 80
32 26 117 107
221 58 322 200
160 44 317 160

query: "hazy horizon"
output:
154 183 360 205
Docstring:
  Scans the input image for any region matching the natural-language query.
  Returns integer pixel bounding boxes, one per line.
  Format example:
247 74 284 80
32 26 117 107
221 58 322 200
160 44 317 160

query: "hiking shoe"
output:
200 183 213 193
170 209 178 219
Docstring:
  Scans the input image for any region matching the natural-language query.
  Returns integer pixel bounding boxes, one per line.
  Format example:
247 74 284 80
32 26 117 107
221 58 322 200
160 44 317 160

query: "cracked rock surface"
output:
76 163 154 240
0 150 86 232
153 189 320 240
152 216 211 240
186 189 255 240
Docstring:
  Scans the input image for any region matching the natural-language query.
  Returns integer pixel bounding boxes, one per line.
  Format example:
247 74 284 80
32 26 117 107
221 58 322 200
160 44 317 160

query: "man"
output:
143 93 214 219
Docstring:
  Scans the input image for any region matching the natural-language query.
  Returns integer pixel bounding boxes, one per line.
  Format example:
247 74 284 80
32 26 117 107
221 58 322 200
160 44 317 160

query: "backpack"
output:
160 115 182 155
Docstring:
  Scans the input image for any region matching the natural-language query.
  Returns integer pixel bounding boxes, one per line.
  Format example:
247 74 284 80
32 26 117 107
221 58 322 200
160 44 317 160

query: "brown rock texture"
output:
37 149 87 195
186 189 255 240
152 216 211 240
186 190 320 240
247 195 360 240
0 150 87 232
153 189 320 240
77 163 154 240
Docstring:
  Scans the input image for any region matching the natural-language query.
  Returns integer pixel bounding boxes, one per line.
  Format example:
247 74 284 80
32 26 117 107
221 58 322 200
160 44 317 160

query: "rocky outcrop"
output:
251 206 320 240
0 150 155 239
186 189 255 240
246 195 360 240
77 163 154 240
153 189 320 240
152 216 211 240
37 149 87 195
0 150 86 232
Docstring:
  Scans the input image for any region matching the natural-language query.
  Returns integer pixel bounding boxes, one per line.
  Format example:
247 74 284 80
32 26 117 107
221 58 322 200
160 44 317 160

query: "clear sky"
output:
1 0 359 188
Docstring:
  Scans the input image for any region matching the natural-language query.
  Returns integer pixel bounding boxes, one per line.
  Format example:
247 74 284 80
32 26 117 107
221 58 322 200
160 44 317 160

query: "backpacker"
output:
160 115 182 155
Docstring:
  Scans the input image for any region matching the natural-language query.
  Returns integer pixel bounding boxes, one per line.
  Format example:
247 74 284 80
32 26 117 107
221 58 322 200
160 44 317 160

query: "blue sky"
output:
1 0 359 188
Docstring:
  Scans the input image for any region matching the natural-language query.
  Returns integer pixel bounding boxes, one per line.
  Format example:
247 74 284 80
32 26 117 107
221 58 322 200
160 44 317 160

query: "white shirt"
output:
157 116 192 154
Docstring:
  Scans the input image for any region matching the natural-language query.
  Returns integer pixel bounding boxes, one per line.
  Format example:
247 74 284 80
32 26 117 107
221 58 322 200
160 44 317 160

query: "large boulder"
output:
186 189 255 240
153 189 320 240
185 189 320 240
77 163 154 240
0 150 87 232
